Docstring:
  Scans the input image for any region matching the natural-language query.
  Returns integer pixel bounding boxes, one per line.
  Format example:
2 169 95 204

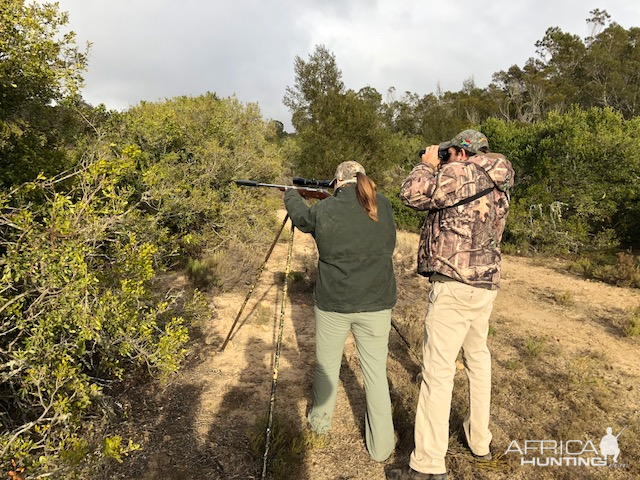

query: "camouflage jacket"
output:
400 153 514 290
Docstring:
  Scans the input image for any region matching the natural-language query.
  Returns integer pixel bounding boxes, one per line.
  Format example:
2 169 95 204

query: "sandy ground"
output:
100 212 640 480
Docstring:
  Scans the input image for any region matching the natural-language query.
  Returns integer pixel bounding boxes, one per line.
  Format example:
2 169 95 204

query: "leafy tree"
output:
283 45 404 184
490 10 640 123
383 81 498 149
0 0 88 187
283 45 347 177
382 89 421 136
578 14 640 118
284 45 345 133
108 93 285 289
483 107 640 252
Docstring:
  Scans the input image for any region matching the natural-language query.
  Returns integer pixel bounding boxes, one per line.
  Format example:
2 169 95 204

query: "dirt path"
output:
102 214 640 480
497 255 640 377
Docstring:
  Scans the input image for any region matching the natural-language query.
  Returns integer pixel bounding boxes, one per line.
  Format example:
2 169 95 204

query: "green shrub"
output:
569 251 640 288
186 256 222 290
592 252 640 287
113 95 285 262
249 412 325 480
0 152 196 476
624 308 640 337
384 186 424 232
103 435 141 463
523 337 546 358
568 256 594 276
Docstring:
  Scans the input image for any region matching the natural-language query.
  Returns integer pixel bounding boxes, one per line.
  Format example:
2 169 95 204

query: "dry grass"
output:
385 236 640 479
480 324 640 479
98 227 640 480
187 241 265 291
248 412 328 480
624 307 640 337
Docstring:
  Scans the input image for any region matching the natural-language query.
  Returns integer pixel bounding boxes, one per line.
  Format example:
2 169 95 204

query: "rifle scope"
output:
292 177 333 188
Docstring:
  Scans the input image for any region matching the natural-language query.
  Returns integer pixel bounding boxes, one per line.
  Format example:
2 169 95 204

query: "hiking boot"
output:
472 451 492 461
384 464 447 480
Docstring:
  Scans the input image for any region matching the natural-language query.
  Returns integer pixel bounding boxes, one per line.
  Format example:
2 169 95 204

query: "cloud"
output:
45 0 640 131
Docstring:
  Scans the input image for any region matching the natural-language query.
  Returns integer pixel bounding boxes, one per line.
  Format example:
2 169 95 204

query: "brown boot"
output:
472 451 492 461
384 464 447 480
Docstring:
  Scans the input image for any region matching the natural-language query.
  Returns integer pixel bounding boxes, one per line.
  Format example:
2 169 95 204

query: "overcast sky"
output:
46 0 640 132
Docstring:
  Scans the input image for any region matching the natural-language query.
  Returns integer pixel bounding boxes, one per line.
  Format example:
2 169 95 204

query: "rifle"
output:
235 178 332 200
616 425 628 438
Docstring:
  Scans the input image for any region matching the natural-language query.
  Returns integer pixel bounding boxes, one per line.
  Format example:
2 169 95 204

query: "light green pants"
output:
308 306 395 462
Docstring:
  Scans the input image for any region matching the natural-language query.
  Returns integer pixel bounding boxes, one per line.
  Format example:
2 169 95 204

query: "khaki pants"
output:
409 280 497 474
308 306 395 462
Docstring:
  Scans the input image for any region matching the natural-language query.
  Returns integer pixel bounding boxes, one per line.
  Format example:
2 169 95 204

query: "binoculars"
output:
419 147 451 163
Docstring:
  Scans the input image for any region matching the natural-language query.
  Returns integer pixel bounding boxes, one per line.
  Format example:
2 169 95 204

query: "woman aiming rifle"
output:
284 161 397 462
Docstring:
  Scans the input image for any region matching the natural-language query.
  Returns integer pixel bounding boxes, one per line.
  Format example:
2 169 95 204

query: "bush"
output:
487 108 640 254
592 252 640 288
187 240 269 292
384 186 424 233
624 308 640 337
186 256 222 290
569 251 640 288
0 151 196 476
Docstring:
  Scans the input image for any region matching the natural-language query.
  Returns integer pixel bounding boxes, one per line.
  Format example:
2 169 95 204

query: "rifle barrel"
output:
235 180 283 188
616 425 628 438
235 180 330 199
235 179 261 187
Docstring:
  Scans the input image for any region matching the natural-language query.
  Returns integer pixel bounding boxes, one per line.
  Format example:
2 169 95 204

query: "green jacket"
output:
284 185 397 313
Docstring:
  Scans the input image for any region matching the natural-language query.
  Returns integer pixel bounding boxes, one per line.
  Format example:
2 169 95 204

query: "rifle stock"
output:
235 180 331 200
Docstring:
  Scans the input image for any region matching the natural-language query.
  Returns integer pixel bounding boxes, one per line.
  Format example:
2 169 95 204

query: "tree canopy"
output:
283 45 409 184
0 0 88 187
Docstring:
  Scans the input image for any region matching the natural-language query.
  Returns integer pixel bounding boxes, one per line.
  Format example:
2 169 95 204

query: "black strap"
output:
429 187 494 213
449 187 494 208
429 163 497 213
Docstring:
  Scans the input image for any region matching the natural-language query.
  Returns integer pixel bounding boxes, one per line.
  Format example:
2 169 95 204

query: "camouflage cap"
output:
440 129 489 154
332 161 366 184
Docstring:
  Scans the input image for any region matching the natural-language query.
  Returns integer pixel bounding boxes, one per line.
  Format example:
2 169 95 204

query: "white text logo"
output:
505 426 628 468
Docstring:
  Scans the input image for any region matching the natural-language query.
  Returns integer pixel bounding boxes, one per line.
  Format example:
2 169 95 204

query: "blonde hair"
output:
355 172 379 222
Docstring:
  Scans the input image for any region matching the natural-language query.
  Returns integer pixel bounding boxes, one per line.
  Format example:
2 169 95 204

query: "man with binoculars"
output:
387 129 514 480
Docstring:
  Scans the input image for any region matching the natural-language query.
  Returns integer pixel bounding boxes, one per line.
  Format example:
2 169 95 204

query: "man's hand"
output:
421 145 441 169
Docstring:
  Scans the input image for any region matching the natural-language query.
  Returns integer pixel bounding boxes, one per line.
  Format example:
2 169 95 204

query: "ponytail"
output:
355 172 379 222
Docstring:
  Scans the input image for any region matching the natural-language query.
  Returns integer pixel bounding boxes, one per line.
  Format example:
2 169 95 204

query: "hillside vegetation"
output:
1 1 639 477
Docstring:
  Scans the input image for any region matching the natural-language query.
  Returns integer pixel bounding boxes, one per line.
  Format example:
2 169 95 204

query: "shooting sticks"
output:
219 214 290 351
261 222 295 479
391 319 422 365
